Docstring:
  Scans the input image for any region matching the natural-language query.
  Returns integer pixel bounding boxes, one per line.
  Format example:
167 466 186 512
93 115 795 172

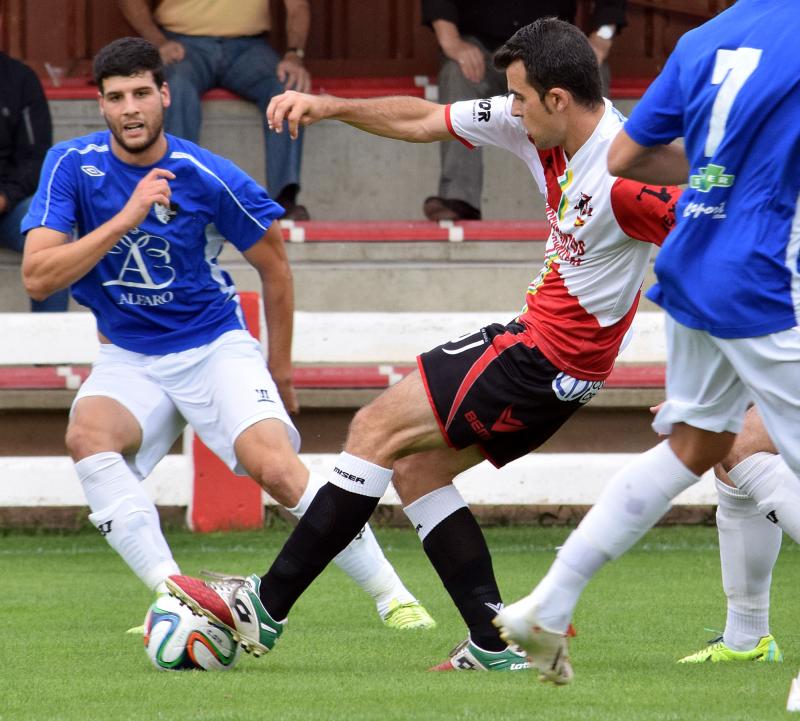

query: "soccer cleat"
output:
382 599 437 630
678 634 783 664
493 597 573 684
166 572 283 657
787 671 800 711
126 624 145 635
429 638 531 671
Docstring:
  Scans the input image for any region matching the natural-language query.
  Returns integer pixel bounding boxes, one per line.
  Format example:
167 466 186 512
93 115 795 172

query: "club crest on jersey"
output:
573 193 593 226
552 372 604 405
104 230 176 293
154 201 179 224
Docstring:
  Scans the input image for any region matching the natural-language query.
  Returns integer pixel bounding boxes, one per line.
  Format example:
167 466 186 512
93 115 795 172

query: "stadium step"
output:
46 77 640 222
0 222 660 313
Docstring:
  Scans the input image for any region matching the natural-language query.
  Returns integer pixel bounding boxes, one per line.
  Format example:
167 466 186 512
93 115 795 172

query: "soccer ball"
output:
143 594 242 671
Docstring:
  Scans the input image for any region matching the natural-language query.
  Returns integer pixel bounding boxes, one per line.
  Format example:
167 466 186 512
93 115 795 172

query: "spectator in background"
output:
0 51 68 311
421 0 627 221
118 0 313 220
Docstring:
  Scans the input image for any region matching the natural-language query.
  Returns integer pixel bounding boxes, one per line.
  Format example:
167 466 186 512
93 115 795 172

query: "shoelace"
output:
386 602 429 627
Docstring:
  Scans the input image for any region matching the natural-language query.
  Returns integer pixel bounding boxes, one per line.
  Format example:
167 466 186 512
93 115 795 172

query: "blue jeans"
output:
0 196 69 312
162 31 303 198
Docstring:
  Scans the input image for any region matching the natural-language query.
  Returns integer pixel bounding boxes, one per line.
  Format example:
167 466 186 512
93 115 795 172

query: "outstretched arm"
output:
608 128 688 186
267 90 452 143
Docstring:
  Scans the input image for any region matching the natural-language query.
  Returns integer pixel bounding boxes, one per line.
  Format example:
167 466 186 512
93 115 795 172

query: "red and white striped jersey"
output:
447 96 678 380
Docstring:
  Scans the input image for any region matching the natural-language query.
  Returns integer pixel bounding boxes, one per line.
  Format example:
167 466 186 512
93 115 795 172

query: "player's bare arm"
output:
607 129 689 186
22 167 175 300
267 91 452 144
243 221 299 414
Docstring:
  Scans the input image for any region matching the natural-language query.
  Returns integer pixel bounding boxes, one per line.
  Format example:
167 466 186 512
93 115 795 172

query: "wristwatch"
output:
595 24 616 41
285 47 305 59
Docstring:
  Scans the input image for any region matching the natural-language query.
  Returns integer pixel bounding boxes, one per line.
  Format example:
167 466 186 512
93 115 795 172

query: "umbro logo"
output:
80 165 105 177
766 510 779 524
485 601 504 614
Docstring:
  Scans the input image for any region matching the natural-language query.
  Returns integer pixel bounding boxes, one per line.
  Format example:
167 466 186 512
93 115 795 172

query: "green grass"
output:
2 525 798 721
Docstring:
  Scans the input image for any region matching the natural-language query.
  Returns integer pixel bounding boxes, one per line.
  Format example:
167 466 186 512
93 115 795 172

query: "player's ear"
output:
548 87 570 113
161 81 171 109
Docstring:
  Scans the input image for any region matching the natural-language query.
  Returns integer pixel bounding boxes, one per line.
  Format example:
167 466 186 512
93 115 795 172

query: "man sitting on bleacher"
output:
167 19 679 675
118 0 313 220
20 37 434 632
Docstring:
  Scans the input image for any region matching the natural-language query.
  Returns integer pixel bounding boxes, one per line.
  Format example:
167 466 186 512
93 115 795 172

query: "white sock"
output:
403 485 467 542
531 441 699 631
288 470 415 617
717 476 781 651
327 451 394 497
76 452 179 591
730 452 800 544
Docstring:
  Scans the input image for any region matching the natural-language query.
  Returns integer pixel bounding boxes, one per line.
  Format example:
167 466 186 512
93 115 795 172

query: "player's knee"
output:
346 404 398 459
721 431 769 472
248 452 306 507
65 421 111 461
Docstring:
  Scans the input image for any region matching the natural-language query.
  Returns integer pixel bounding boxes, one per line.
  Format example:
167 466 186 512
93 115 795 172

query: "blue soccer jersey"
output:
623 0 800 338
22 131 284 353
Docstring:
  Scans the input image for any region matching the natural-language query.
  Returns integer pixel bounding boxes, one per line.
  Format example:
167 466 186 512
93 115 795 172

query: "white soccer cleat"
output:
493 595 573 685
787 672 800 712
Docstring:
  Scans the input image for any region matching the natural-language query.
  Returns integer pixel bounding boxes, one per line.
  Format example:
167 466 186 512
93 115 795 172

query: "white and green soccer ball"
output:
143 594 241 671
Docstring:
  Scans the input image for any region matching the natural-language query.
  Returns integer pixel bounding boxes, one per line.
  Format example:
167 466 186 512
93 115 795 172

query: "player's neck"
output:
110 133 169 167
563 103 606 160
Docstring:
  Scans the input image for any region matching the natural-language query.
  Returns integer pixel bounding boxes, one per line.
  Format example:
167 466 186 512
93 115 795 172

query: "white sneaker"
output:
493 596 573 685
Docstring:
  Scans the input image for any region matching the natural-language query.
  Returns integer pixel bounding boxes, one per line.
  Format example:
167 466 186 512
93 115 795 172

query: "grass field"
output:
3 524 798 721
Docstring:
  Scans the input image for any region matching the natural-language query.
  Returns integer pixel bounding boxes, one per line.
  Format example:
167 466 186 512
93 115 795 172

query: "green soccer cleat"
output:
678 634 783 664
382 599 437 630
429 638 531 671
167 572 284 657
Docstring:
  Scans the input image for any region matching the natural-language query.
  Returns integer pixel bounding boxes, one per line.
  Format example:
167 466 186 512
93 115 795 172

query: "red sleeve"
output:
444 104 475 149
609 178 681 247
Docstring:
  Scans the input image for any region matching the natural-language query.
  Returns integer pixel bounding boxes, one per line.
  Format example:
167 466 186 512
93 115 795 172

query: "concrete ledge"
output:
0 452 716 508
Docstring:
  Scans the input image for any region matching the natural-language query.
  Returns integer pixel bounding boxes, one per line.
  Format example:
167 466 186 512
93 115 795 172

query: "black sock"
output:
276 183 299 207
422 507 505 651
259 483 379 619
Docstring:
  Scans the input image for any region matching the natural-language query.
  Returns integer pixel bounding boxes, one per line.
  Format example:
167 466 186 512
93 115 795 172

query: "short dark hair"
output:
93 37 165 92
494 18 603 108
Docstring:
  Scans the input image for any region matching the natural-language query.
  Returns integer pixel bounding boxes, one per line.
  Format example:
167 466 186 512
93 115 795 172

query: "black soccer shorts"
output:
417 319 604 468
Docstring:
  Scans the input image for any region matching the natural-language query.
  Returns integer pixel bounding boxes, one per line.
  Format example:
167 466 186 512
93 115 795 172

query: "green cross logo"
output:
689 164 735 193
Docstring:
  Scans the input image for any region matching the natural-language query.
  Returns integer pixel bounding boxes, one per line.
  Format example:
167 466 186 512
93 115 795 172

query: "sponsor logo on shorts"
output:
464 410 491 440
333 466 366 485
96 520 113 536
491 405 525 433
552 372 604 405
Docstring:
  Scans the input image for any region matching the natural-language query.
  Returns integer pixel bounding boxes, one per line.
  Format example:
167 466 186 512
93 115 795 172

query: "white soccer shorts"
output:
72 329 300 479
653 315 800 475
